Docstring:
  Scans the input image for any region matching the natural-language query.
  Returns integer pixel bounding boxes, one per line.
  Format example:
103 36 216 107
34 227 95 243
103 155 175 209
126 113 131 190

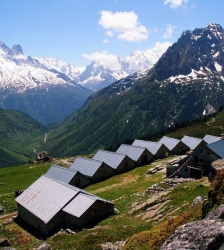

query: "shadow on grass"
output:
13 214 113 240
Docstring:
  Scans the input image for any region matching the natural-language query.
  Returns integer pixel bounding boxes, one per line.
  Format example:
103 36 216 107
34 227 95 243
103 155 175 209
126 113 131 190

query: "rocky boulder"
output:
35 242 51 250
161 205 224 249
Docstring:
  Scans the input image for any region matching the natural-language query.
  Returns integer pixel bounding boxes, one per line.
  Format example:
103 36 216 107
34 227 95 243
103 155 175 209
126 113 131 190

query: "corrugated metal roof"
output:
69 156 103 177
159 136 180 151
62 193 96 218
15 175 79 223
15 175 113 224
116 144 145 161
207 139 224 158
93 150 126 169
45 164 78 184
132 140 162 155
203 134 222 144
181 136 202 150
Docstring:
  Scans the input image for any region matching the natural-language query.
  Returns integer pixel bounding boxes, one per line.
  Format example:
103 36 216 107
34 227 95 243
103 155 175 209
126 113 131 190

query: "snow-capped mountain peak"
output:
12 44 23 55
0 40 93 124
0 41 11 55
76 42 172 91
150 23 224 83
34 56 83 82
0 42 78 93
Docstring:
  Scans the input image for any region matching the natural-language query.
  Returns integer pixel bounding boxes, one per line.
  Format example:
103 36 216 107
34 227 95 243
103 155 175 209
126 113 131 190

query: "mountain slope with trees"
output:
44 23 224 157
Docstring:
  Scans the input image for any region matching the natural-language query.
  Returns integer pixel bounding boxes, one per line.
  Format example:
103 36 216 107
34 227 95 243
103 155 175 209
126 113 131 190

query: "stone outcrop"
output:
36 151 52 163
161 204 224 250
192 196 208 207
35 242 51 250
101 241 126 250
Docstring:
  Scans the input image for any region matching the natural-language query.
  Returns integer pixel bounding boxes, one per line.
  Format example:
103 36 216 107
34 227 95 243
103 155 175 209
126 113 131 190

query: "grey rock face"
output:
192 196 208 207
161 205 224 250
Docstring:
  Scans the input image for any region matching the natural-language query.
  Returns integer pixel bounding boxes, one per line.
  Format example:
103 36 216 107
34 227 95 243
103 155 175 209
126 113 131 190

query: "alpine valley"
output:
0 40 170 125
44 23 224 157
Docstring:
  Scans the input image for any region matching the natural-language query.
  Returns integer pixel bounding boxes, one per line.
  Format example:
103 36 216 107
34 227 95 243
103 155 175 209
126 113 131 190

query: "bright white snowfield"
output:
0 44 77 93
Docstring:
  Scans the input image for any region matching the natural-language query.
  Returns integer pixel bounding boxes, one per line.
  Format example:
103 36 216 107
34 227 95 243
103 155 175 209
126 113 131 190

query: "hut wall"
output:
155 145 169 159
69 173 91 188
124 156 136 171
114 161 125 174
136 151 154 166
17 204 63 235
193 148 221 175
92 163 114 183
172 142 189 155
64 201 114 228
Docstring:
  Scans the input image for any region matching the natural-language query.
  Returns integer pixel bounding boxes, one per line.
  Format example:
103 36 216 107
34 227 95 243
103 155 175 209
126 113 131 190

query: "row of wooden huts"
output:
64 134 224 185
15 134 224 235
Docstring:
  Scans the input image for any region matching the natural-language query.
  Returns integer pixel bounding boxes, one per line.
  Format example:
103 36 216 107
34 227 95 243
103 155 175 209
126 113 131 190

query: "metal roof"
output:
15 175 79 223
181 136 203 150
207 139 224 159
69 156 104 177
132 140 163 155
45 164 79 184
159 136 180 151
15 175 112 224
116 144 146 161
62 193 96 218
93 150 126 169
203 135 222 144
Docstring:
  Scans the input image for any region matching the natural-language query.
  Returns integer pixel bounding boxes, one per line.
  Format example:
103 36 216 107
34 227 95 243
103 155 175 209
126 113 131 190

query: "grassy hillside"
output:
0 108 46 168
0 158 211 249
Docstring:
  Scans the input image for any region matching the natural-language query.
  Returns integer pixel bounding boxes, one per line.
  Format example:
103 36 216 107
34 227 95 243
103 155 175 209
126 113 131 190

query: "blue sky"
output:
0 0 223 67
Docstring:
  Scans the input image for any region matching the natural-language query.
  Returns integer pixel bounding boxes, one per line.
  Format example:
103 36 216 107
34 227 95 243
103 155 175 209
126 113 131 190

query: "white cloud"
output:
99 10 148 42
163 24 176 38
82 50 121 70
105 30 114 37
164 0 188 9
153 41 172 52
103 39 109 44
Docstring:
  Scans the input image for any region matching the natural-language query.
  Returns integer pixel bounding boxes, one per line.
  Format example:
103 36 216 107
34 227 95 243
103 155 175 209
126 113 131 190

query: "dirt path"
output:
90 175 139 194
206 117 215 126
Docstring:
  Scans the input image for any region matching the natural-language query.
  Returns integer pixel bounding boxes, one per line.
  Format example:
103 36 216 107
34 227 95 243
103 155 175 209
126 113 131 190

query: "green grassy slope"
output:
0 158 210 249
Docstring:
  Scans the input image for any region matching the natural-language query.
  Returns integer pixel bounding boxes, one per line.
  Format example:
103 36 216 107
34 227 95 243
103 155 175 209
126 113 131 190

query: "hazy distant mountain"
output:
35 42 171 92
45 23 224 157
0 42 93 125
34 57 85 83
